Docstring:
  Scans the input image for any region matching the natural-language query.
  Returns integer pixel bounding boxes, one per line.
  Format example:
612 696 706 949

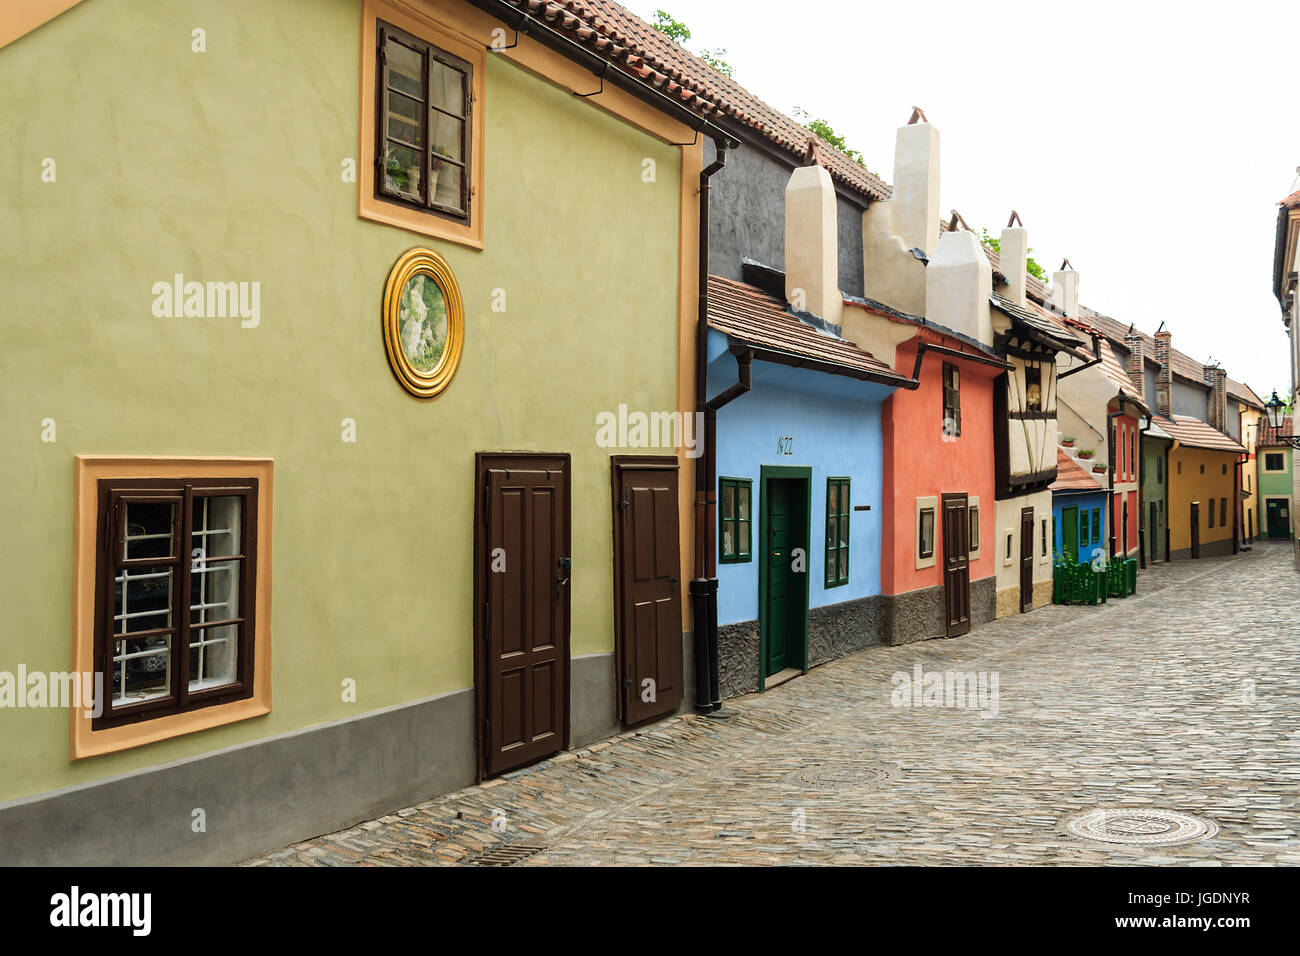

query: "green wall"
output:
1259 449 1293 537
1141 438 1169 558
0 0 682 799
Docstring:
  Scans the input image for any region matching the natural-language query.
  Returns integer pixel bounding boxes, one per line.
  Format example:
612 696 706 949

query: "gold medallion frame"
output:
382 247 465 399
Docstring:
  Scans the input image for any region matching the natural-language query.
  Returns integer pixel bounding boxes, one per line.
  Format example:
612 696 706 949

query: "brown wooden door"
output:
942 493 970 637
476 454 570 778
611 457 683 725
1190 501 1200 559
1019 507 1034 612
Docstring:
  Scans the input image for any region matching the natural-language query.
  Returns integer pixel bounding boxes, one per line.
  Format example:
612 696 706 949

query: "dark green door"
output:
762 476 806 678
1266 499 1291 539
1062 507 1078 562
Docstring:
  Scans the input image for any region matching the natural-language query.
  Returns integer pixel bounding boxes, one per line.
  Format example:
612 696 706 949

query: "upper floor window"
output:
1265 452 1285 472
1024 366 1042 411
378 20 472 221
942 363 961 437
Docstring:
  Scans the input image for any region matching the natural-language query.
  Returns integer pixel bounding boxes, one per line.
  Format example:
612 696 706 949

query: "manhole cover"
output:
786 763 891 790
471 844 544 866
1065 809 1219 847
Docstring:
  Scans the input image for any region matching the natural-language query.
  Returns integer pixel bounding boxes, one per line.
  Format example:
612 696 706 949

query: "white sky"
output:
626 0 1300 398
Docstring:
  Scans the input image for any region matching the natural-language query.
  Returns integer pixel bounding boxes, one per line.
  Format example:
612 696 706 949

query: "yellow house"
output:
1156 418 1247 559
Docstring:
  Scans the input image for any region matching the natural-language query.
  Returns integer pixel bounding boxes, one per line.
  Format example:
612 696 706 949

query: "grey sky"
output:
628 0 1299 398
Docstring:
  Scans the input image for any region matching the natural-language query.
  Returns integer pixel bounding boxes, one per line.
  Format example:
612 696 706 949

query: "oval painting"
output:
398 273 448 373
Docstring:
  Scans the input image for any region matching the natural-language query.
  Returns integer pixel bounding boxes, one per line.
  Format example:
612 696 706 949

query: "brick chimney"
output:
784 162 842 323
1203 364 1227 432
1000 217 1029 308
1124 329 1144 399
1051 260 1079 317
1153 329 1172 418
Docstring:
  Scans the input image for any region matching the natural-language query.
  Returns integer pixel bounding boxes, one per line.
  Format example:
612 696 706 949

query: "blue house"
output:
706 270 911 696
1051 446 1108 565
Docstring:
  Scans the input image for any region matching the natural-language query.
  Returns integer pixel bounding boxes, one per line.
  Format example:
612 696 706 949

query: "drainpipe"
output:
1138 413 1150 569
1107 406 1122 561
691 138 732 714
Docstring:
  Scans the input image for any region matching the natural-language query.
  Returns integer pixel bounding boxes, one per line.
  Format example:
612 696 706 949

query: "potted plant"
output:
1078 448 1096 459
1092 463 1109 474
1062 436 1076 447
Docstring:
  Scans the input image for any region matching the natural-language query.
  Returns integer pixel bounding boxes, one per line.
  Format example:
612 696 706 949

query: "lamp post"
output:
1264 391 1300 448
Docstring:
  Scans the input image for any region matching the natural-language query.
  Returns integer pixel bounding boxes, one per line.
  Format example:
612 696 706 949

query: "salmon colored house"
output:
841 114 1006 642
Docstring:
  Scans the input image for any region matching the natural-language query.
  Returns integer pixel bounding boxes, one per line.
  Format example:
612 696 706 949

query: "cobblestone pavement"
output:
245 542 1300 866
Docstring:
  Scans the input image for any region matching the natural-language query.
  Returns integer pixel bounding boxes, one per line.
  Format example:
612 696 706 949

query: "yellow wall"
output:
1168 446 1238 554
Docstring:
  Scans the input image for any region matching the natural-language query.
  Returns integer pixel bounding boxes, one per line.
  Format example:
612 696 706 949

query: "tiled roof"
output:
508 1 890 202
1281 190 1300 209
1069 307 1261 407
1151 414 1247 454
989 294 1083 350
708 275 908 383
1051 447 1104 492
1259 416 1295 447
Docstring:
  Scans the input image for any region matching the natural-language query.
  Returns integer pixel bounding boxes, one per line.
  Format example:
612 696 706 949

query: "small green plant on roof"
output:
1078 448 1096 459
790 108 882 176
980 228 1050 283
652 11 734 78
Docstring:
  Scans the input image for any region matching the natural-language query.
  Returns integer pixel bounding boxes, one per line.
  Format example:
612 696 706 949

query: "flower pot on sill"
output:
1092 465 1108 474
1062 439 1076 447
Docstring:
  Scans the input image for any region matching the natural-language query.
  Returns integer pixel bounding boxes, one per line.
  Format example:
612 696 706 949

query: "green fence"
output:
1053 555 1137 605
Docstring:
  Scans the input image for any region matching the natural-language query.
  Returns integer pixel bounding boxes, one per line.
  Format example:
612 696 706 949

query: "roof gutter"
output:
911 342 1013 381
468 0 740 148
1058 332 1103 380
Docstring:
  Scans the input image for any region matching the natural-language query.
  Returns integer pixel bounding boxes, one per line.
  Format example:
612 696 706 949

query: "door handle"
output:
555 556 571 604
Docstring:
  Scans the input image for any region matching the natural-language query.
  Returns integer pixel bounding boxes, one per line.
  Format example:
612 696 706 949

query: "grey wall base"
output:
1168 538 1236 561
717 594 883 699
1 635 696 867
0 689 476 867
881 576 995 645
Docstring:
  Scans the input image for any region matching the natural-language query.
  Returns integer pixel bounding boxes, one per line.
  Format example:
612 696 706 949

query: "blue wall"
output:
1052 490 1109 565
707 329 894 625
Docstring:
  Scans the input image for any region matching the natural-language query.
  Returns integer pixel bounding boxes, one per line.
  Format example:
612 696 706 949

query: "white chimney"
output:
1051 261 1079 318
784 163 842 322
925 226 993 346
892 118 941 258
1000 220 1029 308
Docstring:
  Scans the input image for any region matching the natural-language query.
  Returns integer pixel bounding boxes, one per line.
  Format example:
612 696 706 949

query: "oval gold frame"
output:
381 247 465 399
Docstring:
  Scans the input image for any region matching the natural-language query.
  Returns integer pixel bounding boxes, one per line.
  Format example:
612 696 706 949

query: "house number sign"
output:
777 436 794 455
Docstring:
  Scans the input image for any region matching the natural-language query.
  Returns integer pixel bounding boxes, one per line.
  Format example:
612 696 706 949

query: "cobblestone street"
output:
246 543 1300 866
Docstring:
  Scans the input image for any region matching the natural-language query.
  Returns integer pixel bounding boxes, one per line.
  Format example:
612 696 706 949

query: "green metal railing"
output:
1053 555 1137 605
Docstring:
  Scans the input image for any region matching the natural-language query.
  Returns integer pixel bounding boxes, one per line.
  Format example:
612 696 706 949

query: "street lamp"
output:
1264 391 1300 448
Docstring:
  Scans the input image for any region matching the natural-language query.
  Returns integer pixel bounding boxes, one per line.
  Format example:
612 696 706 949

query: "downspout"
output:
1165 442 1173 561
1058 333 1104 380
691 138 732 714
1107 405 1122 561
1138 413 1150 568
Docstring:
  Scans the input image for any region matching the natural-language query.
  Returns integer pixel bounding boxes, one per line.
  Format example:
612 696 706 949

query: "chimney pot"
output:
1124 330 1145 399
1000 222 1029 308
891 121 941 257
1051 264 1080 318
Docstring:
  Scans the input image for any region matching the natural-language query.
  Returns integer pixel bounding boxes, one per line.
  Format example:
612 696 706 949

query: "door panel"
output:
1019 507 1034 612
942 494 970 637
1190 501 1200 559
612 458 682 726
1062 507 1078 561
1149 502 1159 562
765 480 792 675
478 455 569 778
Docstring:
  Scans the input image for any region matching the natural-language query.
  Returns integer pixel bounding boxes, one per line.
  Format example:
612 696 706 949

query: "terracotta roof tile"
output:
1051 447 1104 492
708 275 907 382
1151 414 1247 454
1281 190 1300 209
500 0 891 201
1259 416 1295 447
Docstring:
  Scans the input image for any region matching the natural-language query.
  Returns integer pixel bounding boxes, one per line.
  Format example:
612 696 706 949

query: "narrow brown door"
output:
942 493 970 637
1190 501 1200 559
1019 507 1034 612
476 454 570 778
611 457 683 725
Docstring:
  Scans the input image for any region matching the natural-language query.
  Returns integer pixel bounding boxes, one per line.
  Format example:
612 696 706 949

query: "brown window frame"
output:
375 19 473 224
92 477 258 730
918 507 936 559
1024 366 1042 411
942 363 962 436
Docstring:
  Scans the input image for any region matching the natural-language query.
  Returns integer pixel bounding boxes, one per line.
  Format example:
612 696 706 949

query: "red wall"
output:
882 335 999 595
